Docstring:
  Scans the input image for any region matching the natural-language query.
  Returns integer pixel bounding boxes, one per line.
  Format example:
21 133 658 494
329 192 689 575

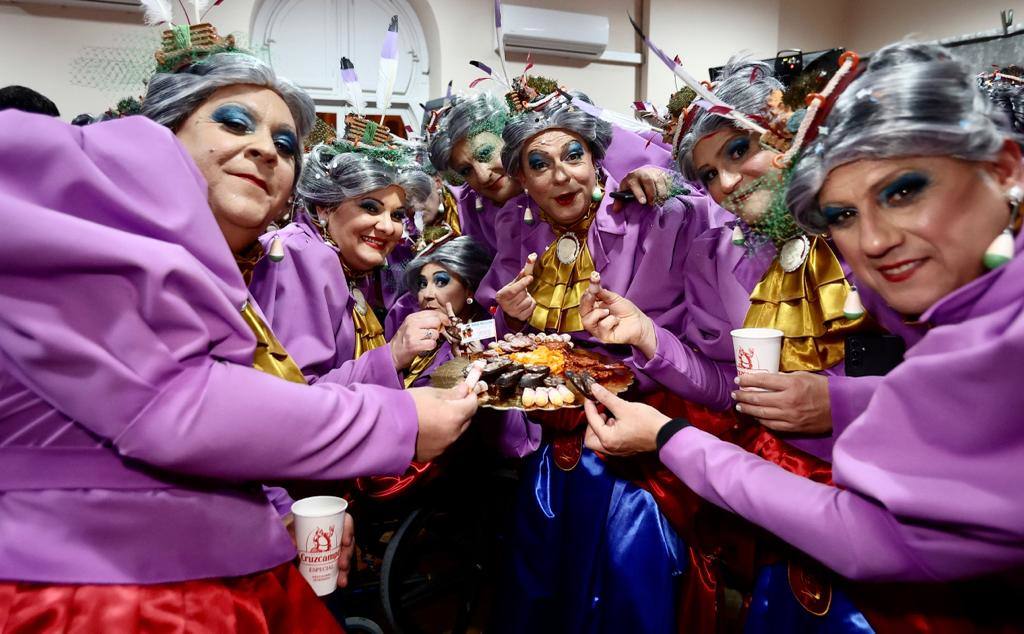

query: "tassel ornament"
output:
523 204 535 226
843 284 865 320
268 236 285 262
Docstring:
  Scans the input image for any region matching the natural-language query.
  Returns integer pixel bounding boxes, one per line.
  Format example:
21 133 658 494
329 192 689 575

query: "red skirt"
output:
0 562 343 634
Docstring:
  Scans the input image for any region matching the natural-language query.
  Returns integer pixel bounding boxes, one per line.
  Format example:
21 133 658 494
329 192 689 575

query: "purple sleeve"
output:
251 227 402 389
263 485 295 518
827 375 882 437
631 323 735 410
0 112 418 482
605 125 674 174
659 295 1024 581
658 427 929 581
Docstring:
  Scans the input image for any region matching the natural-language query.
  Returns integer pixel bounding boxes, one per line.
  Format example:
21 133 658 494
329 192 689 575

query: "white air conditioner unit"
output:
9 0 142 11
500 4 608 59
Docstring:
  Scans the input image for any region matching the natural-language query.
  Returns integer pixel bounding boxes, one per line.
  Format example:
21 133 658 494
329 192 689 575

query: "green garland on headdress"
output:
327 139 418 170
667 87 697 118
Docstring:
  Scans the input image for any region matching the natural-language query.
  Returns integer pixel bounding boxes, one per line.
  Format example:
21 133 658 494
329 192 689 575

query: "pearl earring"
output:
466 297 474 305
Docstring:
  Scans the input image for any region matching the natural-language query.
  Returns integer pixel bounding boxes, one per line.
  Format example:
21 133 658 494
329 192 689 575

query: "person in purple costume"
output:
479 87 723 633
582 42 1024 631
427 91 679 257
0 52 476 632
386 235 541 457
250 141 446 389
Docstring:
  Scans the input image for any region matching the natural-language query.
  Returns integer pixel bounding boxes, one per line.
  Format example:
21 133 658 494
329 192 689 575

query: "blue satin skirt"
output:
745 563 874 634
494 444 686 634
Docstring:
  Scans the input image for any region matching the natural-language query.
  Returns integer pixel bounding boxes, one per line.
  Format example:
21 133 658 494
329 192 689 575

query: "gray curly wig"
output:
141 53 316 142
677 56 783 181
428 92 510 174
297 144 434 215
402 235 492 294
500 92 613 177
787 42 1015 234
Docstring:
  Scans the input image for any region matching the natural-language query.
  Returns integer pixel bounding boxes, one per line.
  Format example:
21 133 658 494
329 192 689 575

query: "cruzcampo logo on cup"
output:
730 328 784 380
291 495 348 596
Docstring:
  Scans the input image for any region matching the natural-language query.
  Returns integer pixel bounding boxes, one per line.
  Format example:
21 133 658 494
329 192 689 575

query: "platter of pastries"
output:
430 332 633 411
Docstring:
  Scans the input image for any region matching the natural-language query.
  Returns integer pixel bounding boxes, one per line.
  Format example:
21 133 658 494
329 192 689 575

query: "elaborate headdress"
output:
140 1 241 73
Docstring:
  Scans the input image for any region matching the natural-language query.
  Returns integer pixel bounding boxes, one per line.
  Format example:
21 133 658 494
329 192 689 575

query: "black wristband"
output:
656 418 691 451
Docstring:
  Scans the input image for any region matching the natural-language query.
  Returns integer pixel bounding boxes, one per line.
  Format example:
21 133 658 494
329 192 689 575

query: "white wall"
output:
845 0 1020 53
1 0 1020 121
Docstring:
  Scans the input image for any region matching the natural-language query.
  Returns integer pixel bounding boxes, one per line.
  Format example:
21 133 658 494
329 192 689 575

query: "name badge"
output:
458 319 497 344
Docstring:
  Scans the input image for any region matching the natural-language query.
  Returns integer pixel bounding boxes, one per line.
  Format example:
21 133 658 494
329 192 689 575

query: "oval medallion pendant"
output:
351 287 368 315
779 235 810 273
555 234 581 265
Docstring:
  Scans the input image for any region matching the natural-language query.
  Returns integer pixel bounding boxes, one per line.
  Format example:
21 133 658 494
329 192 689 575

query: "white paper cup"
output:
730 328 784 386
291 495 348 596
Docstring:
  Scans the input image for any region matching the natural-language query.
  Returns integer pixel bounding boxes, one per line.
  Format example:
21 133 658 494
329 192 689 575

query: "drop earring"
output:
984 184 1022 269
437 187 446 214
591 178 604 203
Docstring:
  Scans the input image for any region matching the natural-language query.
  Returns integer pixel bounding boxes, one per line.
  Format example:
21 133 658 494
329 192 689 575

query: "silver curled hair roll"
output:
141 53 316 187
500 91 613 177
297 143 433 215
676 56 782 181
402 235 493 294
428 92 511 174
787 41 1013 235
141 52 316 143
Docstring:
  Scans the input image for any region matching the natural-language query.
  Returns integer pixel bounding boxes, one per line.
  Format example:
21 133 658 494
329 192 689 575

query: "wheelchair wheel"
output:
380 504 486 634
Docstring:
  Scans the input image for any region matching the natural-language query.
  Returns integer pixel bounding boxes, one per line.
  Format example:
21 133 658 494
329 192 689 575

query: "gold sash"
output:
742 236 867 372
528 209 597 333
441 186 462 236
404 347 439 388
235 244 306 383
352 302 387 359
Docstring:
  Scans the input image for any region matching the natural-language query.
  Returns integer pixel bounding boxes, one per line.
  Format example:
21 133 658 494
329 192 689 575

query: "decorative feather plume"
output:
339 57 365 115
376 15 400 122
558 89 660 135
192 0 210 24
140 0 173 26
627 14 766 135
469 60 511 89
493 0 512 86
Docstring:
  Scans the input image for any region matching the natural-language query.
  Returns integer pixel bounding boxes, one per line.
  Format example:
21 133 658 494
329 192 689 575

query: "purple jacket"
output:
659 230 1024 581
477 172 724 392
452 125 674 255
633 224 872 459
0 113 417 584
250 217 402 389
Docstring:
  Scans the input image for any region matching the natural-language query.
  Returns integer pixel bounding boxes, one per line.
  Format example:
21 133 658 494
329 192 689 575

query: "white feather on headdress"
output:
192 0 211 24
140 0 173 26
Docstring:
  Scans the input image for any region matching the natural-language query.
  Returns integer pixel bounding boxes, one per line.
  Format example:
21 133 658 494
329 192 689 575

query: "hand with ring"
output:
390 309 449 370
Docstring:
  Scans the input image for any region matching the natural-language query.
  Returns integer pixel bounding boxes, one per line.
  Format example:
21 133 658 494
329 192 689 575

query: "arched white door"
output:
251 0 430 134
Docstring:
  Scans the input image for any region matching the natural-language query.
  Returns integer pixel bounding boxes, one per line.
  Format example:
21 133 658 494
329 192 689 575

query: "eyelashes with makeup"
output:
272 132 298 157
564 141 585 162
822 205 858 227
527 152 549 171
212 105 255 133
879 172 929 206
418 271 453 291
724 136 750 161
